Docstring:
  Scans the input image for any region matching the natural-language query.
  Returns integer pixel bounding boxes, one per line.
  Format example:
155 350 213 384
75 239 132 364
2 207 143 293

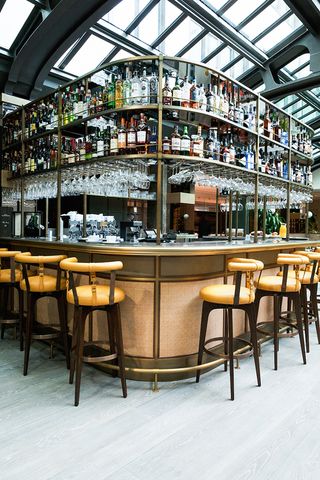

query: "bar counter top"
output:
1 236 320 257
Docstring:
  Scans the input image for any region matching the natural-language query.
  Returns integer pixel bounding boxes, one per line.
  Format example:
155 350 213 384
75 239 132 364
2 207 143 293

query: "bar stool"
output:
0 250 25 349
255 253 309 370
60 257 127 406
15 253 70 375
279 250 320 352
196 257 264 400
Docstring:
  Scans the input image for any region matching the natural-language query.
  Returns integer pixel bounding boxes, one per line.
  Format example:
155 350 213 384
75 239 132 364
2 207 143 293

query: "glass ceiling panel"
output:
253 83 265 93
222 0 265 26
241 0 290 41
54 40 79 68
160 17 203 56
207 45 238 71
0 0 34 49
132 0 181 45
109 49 134 62
101 0 150 31
294 64 312 79
296 105 314 117
182 32 222 62
311 87 320 96
275 95 298 109
223 57 254 79
255 15 302 52
64 35 114 76
301 111 319 123
285 99 305 113
284 53 310 73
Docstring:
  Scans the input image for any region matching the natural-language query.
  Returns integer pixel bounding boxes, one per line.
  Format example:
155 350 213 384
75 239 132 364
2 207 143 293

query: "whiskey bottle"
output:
206 84 214 113
181 77 191 108
118 117 127 154
171 125 181 154
190 78 199 109
162 136 171 154
127 117 137 153
115 73 123 109
192 126 204 157
162 73 172 105
263 105 271 137
172 75 182 107
110 127 119 156
137 113 148 153
180 126 191 156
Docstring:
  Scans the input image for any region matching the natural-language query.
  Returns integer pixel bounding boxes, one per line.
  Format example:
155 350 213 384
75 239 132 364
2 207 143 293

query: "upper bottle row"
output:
2 55 314 156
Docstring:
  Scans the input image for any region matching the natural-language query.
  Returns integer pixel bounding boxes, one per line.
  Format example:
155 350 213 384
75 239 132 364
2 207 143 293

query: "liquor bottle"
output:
131 70 142 104
246 103 255 130
272 111 282 143
206 84 214 113
172 75 182 107
295 162 302 183
221 137 230 163
140 67 150 104
283 159 288 179
107 77 115 109
149 69 158 104
115 73 123 108
192 126 204 157
148 125 157 153
199 84 207 111
103 125 111 156
207 127 220 160
263 105 271 137
274 151 283 177
222 84 229 118
110 127 118 156
229 134 235 164
118 118 127 154
171 125 181 154
228 85 235 122
162 73 172 105
307 166 313 186
205 127 214 158
181 77 191 108
180 126 191 156
269 153 276 176
85 136 92 161
162 136 171 154
123 67 132 106
137 113 148 153
190 78 199 109
126 117 137 153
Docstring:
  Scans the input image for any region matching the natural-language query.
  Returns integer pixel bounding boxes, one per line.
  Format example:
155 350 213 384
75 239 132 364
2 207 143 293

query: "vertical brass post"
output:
287 116 292 241
20 108 25 238
262 195 267 240
215 187 219 237
254 94 260 243
56 89 62 240
228 190 233 242
156 55 164 245
83 193 87 238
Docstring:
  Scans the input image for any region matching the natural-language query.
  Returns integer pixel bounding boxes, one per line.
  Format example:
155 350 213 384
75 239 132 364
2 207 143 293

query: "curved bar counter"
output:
1 237 319 381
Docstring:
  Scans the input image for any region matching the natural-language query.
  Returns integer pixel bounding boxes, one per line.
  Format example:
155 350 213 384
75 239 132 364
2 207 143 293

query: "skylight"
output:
284 53 310 73
223 57 254 79
222 0 265 26
133 0 181 45
255 15 303 53
207 45 238 71
101 0 150 31
160 17 203 56
64 35 114 76
202 0 230 11
0 0 34 49
182 32 222 62
240 0 290 41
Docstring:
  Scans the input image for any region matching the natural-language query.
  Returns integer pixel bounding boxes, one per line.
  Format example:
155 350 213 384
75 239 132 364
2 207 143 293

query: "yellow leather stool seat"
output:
278 270 319 285
0 269 23 283
20 275 66 292
67 284 125 307
255 275 300 292
200 284 253 305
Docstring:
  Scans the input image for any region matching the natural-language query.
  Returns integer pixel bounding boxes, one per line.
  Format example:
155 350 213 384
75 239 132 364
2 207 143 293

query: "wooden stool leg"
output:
228 308 234 401
247 304 261 387
274 295 280 370
57 294 70 369
196 301 211 383
301 286 310 353
112 304 127 398
107 309 117 378
19 289 24 351
74 308 86 407
69 307 80 385
223 309 228 372
293 293 307 365
1 285 9 339
23 294 34 376
310 284 320 344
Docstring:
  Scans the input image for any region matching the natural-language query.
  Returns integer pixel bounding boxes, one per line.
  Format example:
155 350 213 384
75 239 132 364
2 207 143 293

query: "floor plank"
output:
1 328 320 480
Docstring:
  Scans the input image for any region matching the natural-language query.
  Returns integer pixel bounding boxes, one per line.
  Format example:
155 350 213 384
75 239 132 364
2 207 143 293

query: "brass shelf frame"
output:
1 54 314 243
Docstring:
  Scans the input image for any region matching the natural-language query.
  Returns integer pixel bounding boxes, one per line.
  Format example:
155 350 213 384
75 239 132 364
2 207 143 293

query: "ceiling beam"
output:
284 0 320 36
263 72 320 100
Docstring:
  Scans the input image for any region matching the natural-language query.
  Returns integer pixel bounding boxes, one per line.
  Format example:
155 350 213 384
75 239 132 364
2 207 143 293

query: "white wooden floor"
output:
1 330 320 480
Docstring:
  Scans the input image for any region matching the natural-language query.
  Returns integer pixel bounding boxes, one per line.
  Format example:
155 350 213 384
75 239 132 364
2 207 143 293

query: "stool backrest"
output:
0 250 22 283
277 253 309 292
15 253 67 292
228 258 264 305
294 250 320 283
59 257 123 306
